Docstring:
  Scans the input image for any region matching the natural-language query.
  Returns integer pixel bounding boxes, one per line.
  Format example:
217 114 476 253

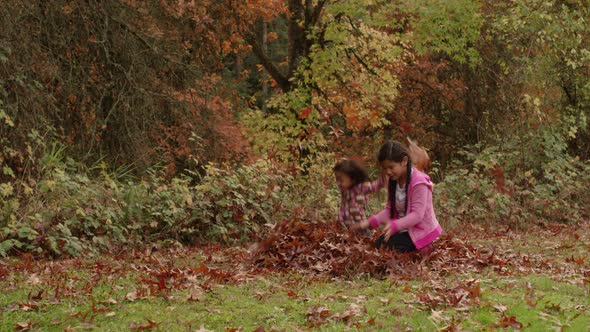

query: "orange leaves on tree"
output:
343 104 361 130
156 75 251 175
239 0 286 22
387 56 466 154
222 33 250 55
167 0 287 57
266 31 278 42
368 110 380 124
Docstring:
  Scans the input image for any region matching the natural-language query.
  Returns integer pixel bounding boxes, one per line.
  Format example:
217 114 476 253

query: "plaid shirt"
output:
338 177 385 228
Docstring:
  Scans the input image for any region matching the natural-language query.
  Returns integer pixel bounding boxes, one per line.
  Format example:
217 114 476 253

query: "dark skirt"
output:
375 231 416 253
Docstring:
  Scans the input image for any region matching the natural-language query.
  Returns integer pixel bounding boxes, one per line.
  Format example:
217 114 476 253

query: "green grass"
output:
1 222 589 331
2 265 589 331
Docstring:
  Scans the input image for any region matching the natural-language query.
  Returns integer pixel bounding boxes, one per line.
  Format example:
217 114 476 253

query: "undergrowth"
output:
2 123 590 258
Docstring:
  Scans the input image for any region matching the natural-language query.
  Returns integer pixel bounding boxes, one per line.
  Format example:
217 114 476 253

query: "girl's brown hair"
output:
333 159 369 187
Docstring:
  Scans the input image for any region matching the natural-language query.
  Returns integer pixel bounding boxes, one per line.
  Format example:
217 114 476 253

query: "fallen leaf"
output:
126 291 138 302
567 255 586 265
461 280 481 299
187 289 203 302
307 305 332 325
27 274 41 285
493 315 523 329
19 302 38 312
334 303 363 325
129 319 158 330
225 327 243 332
440 318 462 332
28 289 44 301
429 310 446 324
16 321 34 331
206 308 222 314
493 304 508 313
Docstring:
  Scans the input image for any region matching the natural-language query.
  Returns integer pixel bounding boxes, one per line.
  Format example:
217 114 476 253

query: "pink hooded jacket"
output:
368 168 442 249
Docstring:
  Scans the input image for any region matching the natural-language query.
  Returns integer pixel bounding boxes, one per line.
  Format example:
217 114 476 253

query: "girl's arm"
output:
367 208 390 229
349 206 388 231
386 184 429 234
354 174 386 195
337 196 349 228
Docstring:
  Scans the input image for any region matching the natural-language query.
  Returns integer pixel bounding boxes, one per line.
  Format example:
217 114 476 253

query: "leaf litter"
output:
1 219 588 330
249 219 590 282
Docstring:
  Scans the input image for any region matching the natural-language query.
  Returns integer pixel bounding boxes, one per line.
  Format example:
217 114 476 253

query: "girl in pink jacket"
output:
351 140 442 254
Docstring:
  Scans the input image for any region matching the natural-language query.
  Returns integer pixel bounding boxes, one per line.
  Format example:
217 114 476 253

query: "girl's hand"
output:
383 220 398 240
383 223 393 240
350 220 370 231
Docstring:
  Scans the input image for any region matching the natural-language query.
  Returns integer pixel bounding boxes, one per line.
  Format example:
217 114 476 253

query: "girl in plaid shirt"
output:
334 159 385 230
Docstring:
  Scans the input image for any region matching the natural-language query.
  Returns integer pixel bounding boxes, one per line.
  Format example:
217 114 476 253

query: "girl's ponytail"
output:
405 155 412 214
388 178 396 218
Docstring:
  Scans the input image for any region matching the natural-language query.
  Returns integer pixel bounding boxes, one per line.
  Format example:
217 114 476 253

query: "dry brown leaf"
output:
15 321 34 331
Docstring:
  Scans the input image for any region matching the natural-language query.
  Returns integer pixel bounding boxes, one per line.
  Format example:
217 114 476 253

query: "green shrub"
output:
0 137 339 257
435 131 590 228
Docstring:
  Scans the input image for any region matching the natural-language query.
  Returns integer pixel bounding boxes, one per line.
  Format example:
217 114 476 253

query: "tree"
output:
0 0 251 174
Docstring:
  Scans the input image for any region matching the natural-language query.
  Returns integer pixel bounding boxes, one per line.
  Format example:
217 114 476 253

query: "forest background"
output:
1 0 589 257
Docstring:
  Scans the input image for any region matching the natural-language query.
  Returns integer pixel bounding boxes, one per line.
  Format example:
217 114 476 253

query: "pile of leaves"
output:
250 220 395 277
249 219 589 280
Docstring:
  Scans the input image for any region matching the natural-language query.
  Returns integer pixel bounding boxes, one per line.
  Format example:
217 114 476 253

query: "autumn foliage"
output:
1 0 590 260
2 2 590 330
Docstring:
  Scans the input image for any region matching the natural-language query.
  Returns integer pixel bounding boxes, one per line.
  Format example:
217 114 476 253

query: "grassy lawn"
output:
1 222 589 331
